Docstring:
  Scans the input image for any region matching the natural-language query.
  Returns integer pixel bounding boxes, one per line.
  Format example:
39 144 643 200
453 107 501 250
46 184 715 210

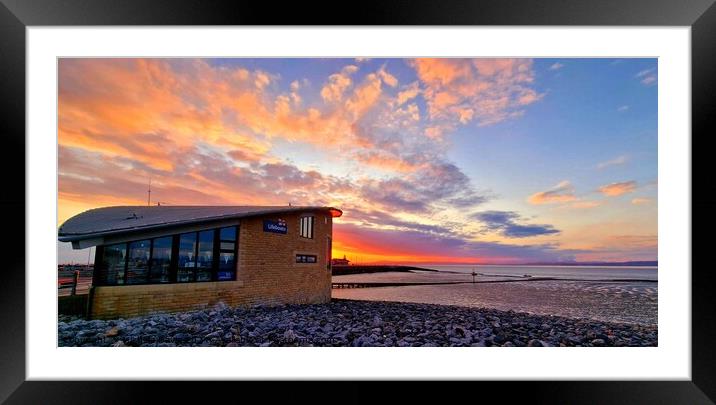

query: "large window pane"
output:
196 230 214 282
218 252 235 281
177 233 197 283
101 243 126 285
220 226 236 241
149 236 172 283
218 226 237 281
126 240 150 284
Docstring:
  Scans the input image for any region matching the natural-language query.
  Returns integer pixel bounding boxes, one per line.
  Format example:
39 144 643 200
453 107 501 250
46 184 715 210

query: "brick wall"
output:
89 210 333 319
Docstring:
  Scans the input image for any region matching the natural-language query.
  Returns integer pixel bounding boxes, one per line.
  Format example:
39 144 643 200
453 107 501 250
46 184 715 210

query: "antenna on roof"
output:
147 179 152 206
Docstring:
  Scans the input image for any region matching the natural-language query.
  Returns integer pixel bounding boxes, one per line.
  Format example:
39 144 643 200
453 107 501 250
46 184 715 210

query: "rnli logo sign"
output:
263 218 287 234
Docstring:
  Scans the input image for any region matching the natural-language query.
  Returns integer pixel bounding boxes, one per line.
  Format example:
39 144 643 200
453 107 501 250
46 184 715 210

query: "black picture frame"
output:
1 0 713 402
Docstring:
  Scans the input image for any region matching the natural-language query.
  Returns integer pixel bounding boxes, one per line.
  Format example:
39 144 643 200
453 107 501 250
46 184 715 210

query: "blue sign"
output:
263 219 287 234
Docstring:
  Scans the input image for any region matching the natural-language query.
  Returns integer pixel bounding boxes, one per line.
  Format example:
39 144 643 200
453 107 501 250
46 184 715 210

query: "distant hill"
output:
521 261 657 267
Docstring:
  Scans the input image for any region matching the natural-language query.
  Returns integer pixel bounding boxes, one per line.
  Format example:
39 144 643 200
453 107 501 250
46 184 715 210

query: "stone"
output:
208 330 225 338
104 327 119 337
528 339 543 347
567 336 582 346
283 329 297 341
58 300 657 348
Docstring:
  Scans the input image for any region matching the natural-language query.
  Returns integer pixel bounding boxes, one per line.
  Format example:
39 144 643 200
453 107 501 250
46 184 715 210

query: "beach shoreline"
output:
58 299 657 347
331 266 657 326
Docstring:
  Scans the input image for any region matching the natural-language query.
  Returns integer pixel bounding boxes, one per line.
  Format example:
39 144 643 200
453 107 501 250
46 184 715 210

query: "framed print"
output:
2 0 715 403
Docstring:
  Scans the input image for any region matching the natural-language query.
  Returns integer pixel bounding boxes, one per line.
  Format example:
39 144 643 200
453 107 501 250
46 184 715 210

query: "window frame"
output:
177 231 199 283
195 229 215 282
299 215 315 239
149 235 173 284
217 226 238 281
295 253 318 264
125 239 151 285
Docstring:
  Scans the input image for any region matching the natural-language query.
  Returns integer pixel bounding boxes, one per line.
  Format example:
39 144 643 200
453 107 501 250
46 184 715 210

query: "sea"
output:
331 265 658 326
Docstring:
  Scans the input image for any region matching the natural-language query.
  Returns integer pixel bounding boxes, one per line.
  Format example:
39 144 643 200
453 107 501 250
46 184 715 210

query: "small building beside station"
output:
331 254 351 266
58 205 342 319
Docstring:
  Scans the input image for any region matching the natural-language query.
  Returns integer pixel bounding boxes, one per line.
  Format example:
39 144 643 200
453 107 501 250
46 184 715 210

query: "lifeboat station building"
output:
58 205 342 319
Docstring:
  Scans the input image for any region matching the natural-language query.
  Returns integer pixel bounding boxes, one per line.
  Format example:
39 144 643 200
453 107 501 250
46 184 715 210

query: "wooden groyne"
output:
331 265 437 276
331 277 571 289
332 281 464 289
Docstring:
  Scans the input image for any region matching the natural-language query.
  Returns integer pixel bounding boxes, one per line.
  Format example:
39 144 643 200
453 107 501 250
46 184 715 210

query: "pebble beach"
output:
58 299 657 347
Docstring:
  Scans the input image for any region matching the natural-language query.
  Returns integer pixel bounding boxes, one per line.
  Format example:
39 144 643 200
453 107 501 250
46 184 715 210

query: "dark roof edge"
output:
58 206 342 243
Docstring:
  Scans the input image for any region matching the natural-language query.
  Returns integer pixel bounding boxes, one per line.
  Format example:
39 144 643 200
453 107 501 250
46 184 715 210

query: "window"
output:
177 232 197 283
101 243 126 285
95 225 238 286
299 216 314 239
126 240 150 284
218 226 237 281
296 254 317 263
149 236 172 283
196 230 214 282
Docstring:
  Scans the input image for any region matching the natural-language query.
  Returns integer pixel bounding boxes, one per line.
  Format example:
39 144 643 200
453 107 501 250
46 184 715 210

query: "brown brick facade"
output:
88 210 333 319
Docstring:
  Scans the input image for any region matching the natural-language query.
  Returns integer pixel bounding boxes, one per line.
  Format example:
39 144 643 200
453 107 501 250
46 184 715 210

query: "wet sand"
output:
332 277 657 326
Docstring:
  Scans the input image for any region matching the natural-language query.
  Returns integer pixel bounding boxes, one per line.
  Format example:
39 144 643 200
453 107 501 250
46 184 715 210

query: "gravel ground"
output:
58 300 657 347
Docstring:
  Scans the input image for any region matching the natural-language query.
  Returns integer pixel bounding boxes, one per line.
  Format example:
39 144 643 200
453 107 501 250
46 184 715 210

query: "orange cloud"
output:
396 81 420 105
355 151 426 173
598 181 637 196
377 66 398 87
431 90 460 110
58 58 450 212
320 65 357 102
411 58 472 86
59 59 276 171
410 58 541 127
631 198 651 205
528 181 577 204
473 58 518 76
517 89 542 105
345 73 384 119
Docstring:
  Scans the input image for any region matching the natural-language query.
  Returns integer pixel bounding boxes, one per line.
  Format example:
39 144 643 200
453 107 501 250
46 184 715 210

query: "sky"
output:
57 58 658 265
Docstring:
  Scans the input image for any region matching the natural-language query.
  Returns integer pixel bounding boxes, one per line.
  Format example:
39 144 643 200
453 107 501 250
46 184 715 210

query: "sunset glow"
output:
58 58 657 264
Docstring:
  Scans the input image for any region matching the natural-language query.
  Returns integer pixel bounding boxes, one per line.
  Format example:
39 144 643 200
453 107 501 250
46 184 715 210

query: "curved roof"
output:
58 205 342 242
